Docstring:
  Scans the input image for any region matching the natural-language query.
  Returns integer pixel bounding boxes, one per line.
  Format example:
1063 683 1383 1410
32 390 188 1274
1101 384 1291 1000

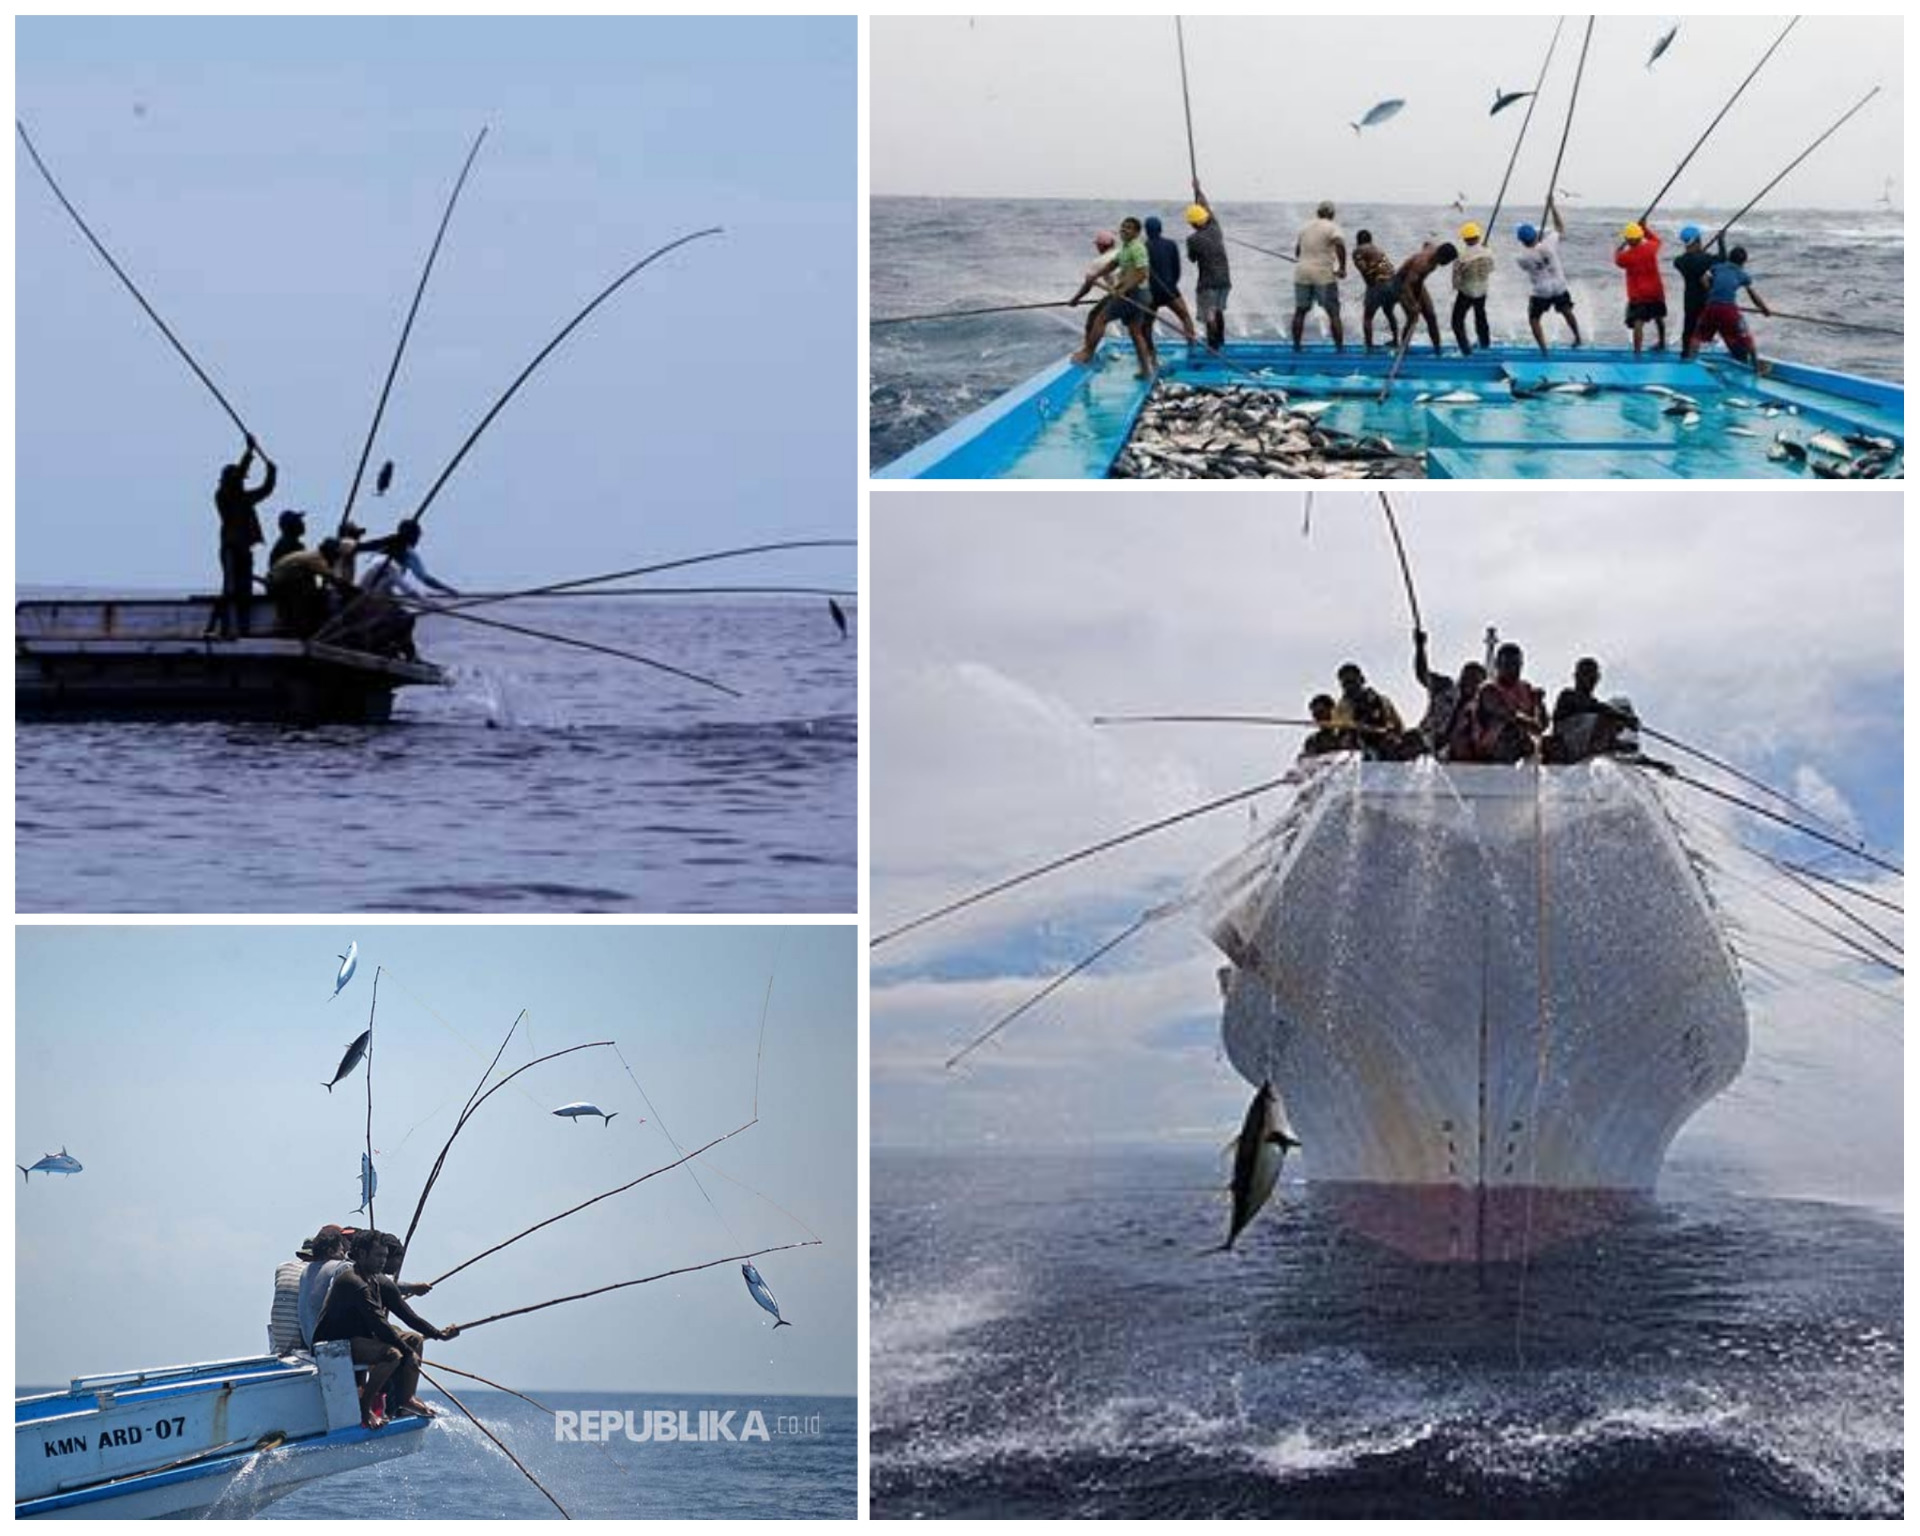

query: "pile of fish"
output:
1113 382 1421 481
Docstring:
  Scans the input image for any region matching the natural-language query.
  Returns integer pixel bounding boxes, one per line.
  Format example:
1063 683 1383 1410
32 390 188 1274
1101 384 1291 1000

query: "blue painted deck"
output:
875 342 1904 480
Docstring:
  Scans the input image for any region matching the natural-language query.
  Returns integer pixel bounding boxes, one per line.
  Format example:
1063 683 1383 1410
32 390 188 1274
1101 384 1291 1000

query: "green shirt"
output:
1112 236 1149 283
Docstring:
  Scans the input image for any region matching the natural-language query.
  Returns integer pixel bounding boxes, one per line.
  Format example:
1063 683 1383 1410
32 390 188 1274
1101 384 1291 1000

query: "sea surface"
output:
870 198 1904 467
252 1390 855 1519
16 596 855 913
871 1147 1903 1518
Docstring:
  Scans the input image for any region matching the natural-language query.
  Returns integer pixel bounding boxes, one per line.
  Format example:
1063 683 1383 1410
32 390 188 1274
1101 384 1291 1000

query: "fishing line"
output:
612 1043 741 1245
1376 489 1424 632
418 1367 570 1519
752 938 784 1121
377 968 546 1111
456 584 859 601
684 1157 822 1243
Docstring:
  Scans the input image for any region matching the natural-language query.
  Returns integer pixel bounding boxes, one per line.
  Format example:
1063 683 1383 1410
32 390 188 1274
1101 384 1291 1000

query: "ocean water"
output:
870 197 1904 466
15 597 855 913
254 1390 856 1519
871 1148 1902 1518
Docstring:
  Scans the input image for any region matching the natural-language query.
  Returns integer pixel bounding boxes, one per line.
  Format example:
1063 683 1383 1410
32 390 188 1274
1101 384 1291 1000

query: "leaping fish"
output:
1218 1081 1301 1252
355 1153 377 1215
323 1030 371 1093
1647 25 1679 69
1350 99 1405 135
828 598 848 639
18 1147 82 1182
375 461 394 497
331 941 358 1001
1491 87 1534 116
741 1262 793 1328
552 1102 619 1126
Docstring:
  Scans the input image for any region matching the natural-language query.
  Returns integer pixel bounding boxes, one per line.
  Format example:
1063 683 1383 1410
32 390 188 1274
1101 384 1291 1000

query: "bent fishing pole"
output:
437 539 857 614
872 297 1082 326
418 1368 571 1519
1375 489 1424 633
1539 17 1596 230
1711 87 1882 243
1737 306 1903 339
17 120 261 446
338 127 489 536
1484 17 1565 241
1638 17 1798 226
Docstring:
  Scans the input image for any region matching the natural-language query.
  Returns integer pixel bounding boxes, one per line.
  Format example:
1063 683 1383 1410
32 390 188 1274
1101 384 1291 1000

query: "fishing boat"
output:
16 597 445 723
1202 752 1748 1263
16 1345 430 1519
874 340 1904 480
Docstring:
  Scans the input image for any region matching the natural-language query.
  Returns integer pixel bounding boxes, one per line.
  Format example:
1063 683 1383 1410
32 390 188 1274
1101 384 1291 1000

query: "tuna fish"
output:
331 941 358 1001
741 1262 792 1328
323 1030 371 1093
1490 87 1534 116
1218 1081 1301 1252
18 1148 82 1182
1647 25 1679 68
1350 99 1405 134
552 1102 618 1126
355 1152 377 1215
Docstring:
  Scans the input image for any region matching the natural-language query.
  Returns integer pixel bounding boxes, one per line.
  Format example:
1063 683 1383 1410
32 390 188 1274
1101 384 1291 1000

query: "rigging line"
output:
418 1368 570 1519
338 127 488 536
364 967 381 1230
450 1240 822 1332
611 1043 740 1244
872 771 1295 950
1652 767 1902 877
16 120 256 443
1484 17 1565 240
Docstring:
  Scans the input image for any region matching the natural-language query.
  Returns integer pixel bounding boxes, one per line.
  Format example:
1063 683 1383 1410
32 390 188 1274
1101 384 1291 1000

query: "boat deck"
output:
876 341 1904 479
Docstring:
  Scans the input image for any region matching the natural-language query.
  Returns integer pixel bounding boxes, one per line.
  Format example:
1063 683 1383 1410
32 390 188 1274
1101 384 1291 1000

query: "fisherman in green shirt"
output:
1071 216 1158 379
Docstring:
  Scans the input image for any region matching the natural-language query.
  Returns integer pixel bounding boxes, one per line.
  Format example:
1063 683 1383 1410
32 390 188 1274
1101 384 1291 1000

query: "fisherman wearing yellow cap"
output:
1450 222 1495 354
1184 179 1231 351
1613 220 1668 356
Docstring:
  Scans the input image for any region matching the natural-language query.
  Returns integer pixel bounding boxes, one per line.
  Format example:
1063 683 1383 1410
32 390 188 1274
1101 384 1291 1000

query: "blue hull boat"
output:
875 341 1903 480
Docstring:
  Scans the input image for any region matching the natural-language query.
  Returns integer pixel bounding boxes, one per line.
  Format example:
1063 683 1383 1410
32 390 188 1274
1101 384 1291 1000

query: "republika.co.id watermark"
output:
556 1409 823 1444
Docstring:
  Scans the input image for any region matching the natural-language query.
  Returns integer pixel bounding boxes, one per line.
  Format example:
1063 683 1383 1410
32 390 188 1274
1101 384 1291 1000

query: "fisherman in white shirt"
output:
1513 200 1582 355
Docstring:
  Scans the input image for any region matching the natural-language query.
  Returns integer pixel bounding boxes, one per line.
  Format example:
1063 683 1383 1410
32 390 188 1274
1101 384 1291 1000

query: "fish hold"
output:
323 1029 371 1093
1219 1080 1301 1252
1351 98 1405 134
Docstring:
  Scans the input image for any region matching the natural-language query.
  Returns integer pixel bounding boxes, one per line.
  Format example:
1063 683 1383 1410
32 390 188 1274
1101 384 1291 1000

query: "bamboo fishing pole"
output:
1638 17 1798 226
424 1118 759 1288
17 120 261 445
364 968 381 1230
1095 713 1317 728
1710 87 1882 243
409 226 722 528
1223 235 1298 266
1539 17 1596 229
871 771 1294 949
1737 305 1903 339
455 585 859 600
418 1367 571 1519
1376 489 1424 633
1484 17 1565 242
872 298 1080 326
1175 16 1199 186
338 128 489 537
440 539 857 614
448 1240 821 1333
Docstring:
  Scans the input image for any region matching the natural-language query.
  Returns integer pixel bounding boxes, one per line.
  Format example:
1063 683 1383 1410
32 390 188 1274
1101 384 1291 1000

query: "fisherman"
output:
1351 231 1399 352
1514 203 1581 354
206 435 277 640
1291 202 1348 351
1463 641 1546 764
1546 657 1638 764
359 518 459 599
1613 221 1668 355
1450 224 1495 354
1391 242 1459 358
267 537 353 637
372 1234 458 1420
1412 628 1486 759
1069 231 1120 363
269 1240 308 1355
1332 662 1409 760
1142 216 1198 345
267 510 307 570
1691 245 1771 373
1185 181 1231 351
313 1231 415 1428
1070 217 1156 378
1300 694 1346 757
295 1225 352 1353
1672 225 1726 361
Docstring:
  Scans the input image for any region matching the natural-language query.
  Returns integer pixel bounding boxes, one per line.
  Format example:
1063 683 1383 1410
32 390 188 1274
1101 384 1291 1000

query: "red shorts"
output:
1692 301 1752 360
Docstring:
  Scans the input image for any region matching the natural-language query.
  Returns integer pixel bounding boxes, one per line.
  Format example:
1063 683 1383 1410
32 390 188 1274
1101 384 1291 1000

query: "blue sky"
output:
870 490 1902 1207
18 16 853 588
16 925 855 1396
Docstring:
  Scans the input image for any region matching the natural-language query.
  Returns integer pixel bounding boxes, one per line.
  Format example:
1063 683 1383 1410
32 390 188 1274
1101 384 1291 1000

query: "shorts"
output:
1111 287 1153 330
1364 280 1397 311
1195 284 1230 321
1294 281 1340 313
1693 301 1753 360
1625 298 1668 324
1528 290 1576 320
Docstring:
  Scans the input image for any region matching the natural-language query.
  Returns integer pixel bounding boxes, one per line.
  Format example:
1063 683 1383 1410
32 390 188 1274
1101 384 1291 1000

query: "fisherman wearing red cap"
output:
1613 221 1668 355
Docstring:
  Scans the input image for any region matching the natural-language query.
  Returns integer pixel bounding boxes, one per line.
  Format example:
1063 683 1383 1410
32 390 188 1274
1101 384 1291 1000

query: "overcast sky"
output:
870 489 1903 1209
17 17 853 589
873 15 1903 207
17 926 855 1396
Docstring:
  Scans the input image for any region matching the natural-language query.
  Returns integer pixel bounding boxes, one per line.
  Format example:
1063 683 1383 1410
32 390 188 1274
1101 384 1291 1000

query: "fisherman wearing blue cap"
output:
1513 202 1579 355
1671 225 1726 361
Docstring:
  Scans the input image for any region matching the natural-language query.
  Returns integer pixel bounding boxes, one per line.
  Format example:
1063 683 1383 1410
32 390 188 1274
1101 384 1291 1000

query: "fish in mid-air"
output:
355 1153 377 1215
552 1102 619 1126
828 597 848 639
1491 87 1534 116
331 941 358 1001
1350 99 1405 135
375 461 394 497
741 1262 792 1328
323 1030 371 1093
1647 25 1679 69
18 1148 83 1182
1217 1081 1301 1252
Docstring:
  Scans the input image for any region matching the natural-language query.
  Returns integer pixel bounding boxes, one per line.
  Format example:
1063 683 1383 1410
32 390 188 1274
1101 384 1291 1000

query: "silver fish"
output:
330 941 358 1001
323 1029 370 1094
1219 1081 1301 1252
741 1262 792 1328
552 1101 619 1126
1808 431 1852 458
1423 390 1482 405
1491 87 1534 116
1725 425 1759 437
1647 25 1678 68
1548 381 1599 396
1350 98 1405 134
18 1147 82 1182
355 1152 377 1215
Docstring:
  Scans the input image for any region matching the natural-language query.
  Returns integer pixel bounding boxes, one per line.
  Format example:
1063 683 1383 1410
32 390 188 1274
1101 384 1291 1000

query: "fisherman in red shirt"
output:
1466 642 1546 764
1613 221 1668 356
